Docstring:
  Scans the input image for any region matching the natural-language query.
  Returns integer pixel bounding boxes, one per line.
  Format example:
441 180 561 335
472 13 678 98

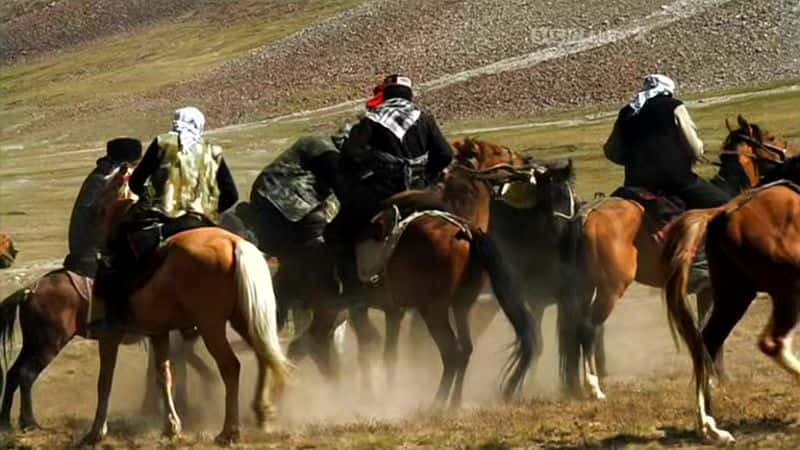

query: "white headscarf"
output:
628 74 676 114
171 107 205 151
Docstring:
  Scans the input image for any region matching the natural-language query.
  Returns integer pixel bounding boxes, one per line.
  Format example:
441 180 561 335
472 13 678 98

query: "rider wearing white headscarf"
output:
603 75 729 209
130 106 238 221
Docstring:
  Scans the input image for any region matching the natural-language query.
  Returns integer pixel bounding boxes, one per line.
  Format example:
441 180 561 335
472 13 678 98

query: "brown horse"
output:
662 177 800 443
285 138 538 406
81 168 290 445
0 232 17 269
574 116 793 399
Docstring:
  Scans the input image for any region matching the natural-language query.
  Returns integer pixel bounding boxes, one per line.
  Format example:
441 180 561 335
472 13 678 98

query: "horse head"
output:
0 231 18 269
721 115 795 189
98 164 138 239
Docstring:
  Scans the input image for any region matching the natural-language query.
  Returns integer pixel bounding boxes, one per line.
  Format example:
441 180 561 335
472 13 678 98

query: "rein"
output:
553 182 577 220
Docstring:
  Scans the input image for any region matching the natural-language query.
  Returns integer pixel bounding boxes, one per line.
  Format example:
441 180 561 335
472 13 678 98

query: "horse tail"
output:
233 239 291 387
0 288 27 371
466 229 533 400
662 208 720 390
557 217 588 393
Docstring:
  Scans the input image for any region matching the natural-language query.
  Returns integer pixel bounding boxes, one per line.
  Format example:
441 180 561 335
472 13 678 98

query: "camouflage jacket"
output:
146 133 223 220
251 136 340 223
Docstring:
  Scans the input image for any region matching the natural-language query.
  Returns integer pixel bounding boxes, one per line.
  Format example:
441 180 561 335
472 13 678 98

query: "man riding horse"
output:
327 74 454 297
244 129 349 257
93 106 238 331
63 138 143 277
604 74 730 209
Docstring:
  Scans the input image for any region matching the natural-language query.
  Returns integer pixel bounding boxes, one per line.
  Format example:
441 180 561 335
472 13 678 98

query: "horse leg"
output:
383 308 404 388
758 290 800 422
450 303 474 408
151 334 181 438
696 286 727 380
140 348 161 416
693 256 754 443
198 323 241 445
307 309 343 383
529 303 545 382
81 336 122 445
579 284 626 401
419 306 460 408
227 317 278 430
348 306 380 394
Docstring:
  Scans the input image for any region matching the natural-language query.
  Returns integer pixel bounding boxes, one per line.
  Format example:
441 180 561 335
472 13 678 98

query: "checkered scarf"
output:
365 98 421 140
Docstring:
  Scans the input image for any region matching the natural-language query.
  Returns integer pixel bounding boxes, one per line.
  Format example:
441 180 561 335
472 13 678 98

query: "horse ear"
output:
452 139 464 151
737 114 750 131
725 118 734 132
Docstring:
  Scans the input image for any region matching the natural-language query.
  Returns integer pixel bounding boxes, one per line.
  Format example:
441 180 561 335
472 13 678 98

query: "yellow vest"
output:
146 134 222 220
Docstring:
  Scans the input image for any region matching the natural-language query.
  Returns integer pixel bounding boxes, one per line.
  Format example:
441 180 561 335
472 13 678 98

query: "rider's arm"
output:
674 105 704 161
307 151 342 197
129 139 160 197
423 115 453 177
603 112 628 165
216 158 239 213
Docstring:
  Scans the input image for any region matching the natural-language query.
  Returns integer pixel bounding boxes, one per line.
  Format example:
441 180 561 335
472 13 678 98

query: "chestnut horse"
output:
286 138 537 406
81 168 290 445
0 232 17 269
574 116 793 399
662 176 800 443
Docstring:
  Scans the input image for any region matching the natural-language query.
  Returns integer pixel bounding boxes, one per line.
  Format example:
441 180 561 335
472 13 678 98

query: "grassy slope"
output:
0 0 364 147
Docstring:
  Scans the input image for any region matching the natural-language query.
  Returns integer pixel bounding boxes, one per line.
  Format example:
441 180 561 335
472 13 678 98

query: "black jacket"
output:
63 157 122 276
615 96 697 192
339 108 452 201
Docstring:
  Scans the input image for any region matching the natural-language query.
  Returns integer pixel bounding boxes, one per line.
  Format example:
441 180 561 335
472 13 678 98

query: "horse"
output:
572 115 794 400
0 232 17 269
661 174 800 443
404 156 587 394
284 138 538 406
80 167 290 446
0 272 212 431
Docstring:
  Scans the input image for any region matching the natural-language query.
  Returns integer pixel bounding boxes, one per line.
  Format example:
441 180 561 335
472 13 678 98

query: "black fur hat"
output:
106 137 142 163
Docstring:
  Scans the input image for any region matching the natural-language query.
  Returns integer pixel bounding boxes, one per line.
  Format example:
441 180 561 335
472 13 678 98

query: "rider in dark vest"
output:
604 74 730 209
246 131 346 256
327 74 453 295
63 138 142 277
93 107 238 331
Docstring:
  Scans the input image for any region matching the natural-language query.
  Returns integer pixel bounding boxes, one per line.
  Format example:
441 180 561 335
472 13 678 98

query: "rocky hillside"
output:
3 0 798 134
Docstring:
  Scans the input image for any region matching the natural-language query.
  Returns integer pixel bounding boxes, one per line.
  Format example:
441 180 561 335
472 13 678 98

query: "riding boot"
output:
88 256 130 336
688 247 711 294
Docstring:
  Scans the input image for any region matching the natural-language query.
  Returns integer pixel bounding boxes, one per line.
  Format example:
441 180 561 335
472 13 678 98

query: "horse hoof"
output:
214 429 240 446
19 421 41 432
80 432 104 446
253 405 276 430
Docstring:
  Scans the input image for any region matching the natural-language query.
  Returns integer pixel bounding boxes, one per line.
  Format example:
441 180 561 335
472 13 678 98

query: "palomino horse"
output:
81 168 290 445
287 139 537 405
574 116 793 400
662 174 800 443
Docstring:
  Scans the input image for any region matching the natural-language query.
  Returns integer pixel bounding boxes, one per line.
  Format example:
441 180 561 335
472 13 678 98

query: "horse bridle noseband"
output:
718 133 789 163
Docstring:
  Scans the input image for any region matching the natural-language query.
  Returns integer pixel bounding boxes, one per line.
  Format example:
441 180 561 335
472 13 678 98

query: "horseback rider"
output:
327 74 453 295
244 127 349 257
93 107 238 329
63 138 143 277
604 74 730 209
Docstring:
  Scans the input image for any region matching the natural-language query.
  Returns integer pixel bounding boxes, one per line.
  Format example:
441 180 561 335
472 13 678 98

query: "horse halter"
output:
719 133 789 163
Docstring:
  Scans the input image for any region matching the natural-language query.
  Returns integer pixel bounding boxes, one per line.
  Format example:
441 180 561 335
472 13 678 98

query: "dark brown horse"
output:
285 138 538 405
662 175 800 443
80 168 290 445
574 116 793 400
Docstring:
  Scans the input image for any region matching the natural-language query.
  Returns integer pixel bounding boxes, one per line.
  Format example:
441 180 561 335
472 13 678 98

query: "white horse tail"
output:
234 240 291 386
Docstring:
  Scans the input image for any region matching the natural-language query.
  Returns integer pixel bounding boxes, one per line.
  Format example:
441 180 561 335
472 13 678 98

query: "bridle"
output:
717 132 789 163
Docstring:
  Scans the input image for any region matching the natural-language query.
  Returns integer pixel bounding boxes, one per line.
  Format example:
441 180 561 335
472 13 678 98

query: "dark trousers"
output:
250 197 327 257
674 176 731 209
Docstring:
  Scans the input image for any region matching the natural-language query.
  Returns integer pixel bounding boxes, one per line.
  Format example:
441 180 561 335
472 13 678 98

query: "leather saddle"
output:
611 186 686 240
